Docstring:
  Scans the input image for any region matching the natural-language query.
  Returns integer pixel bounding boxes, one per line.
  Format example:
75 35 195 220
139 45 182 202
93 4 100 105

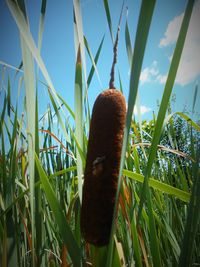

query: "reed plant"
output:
0 0 199 266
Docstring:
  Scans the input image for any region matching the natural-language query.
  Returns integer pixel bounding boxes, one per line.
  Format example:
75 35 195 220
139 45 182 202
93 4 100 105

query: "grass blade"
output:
7 77 11 117
84 35 104 90
137 1 195 265
0 60 23 73
6 0 66 123
35 153 81 267
123 169 190 203
48 89 71 144
73 0 87 87
192 82 198 114
165 112 200 132
56 92 75 120
74 46 84 202
106 1 156 266
125 20 132 67
103 0 114 43
20 24 36 267
178 146 200 266
139 0 195 208
35 91 44 264
38 0 47 52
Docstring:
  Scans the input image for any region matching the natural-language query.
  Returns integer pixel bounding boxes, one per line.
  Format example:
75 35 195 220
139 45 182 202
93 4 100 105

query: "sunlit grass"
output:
1 0 200 266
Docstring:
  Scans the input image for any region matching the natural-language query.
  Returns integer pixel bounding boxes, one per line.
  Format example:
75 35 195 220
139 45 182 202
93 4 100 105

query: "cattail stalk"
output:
81 2 126 247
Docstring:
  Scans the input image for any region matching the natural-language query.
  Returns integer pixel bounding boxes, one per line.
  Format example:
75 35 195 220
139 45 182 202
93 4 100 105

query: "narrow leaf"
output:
35 153 81 266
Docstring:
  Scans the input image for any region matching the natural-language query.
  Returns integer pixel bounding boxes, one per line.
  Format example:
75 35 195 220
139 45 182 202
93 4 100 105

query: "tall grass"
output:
1 0 200 266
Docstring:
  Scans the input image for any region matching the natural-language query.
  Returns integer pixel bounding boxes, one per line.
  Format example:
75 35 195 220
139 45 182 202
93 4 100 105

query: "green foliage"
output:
1 0 199 266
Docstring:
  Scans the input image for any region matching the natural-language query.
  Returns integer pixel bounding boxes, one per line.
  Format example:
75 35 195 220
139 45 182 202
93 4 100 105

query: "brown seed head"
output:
81 89 126 246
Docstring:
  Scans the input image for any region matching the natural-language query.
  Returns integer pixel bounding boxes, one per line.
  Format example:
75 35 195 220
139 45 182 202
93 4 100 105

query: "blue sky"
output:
0 0 200 123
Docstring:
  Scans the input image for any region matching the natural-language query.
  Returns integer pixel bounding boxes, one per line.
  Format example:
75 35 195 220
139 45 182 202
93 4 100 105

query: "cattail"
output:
80 3 126 247
81 89 126 246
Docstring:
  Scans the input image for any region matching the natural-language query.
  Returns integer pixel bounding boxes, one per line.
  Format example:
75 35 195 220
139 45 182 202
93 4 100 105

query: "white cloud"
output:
140 61 167 85
159 0 200 86
159 14 183 47
156 74 167 84
134 105 151 115
140 61 159 84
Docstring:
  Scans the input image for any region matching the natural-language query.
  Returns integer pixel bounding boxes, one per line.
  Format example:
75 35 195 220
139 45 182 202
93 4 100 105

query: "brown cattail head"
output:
81 89 126 246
